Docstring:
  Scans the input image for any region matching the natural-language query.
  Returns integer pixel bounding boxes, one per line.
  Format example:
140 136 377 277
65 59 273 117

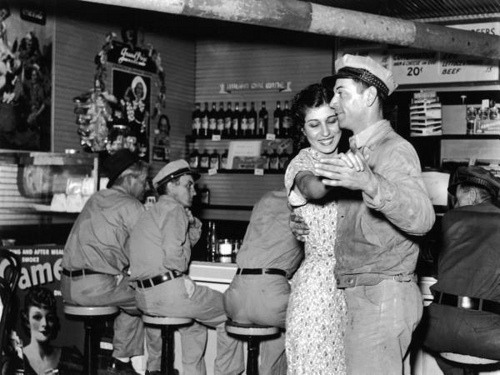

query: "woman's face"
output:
134 83 144 99
28 306 56 343
302 103 341 156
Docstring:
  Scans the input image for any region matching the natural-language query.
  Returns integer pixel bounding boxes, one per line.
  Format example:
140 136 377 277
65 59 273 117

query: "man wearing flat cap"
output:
424 166 500 373
291 54 435 374
128 159 244 375
62 149 150 375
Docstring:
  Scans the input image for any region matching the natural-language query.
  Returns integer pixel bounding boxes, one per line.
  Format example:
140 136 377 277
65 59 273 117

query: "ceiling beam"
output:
81 0 500 60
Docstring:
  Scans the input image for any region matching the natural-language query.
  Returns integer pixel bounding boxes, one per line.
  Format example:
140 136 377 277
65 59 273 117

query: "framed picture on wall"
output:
0 1 54 152
112 68 152 161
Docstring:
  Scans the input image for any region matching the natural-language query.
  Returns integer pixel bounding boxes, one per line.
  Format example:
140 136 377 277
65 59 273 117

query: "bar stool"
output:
225 320 279 375
142 315 193 374
64 304 119 375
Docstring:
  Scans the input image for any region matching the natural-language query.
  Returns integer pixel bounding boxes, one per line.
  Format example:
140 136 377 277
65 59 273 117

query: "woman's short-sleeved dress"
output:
284 148 347 375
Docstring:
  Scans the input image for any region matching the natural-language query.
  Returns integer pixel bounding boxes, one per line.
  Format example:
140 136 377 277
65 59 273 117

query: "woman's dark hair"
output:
290 83 334 153
21 286 60 339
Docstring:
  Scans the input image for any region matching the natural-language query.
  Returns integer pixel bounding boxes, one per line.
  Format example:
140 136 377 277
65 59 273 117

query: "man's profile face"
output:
169 174 196 208
330 78 367 133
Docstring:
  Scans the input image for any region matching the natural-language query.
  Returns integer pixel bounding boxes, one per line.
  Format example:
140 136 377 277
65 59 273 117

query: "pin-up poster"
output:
0 1 53 152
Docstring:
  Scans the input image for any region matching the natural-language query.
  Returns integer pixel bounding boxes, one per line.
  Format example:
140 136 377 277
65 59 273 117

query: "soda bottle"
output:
240 102 248 138
220 149 229 170
248 101 257 137
273 101 282 137
192 102 201 137
201 102 209 138
209 149 220 170
189 148 200 169
200 149 210 169
224 102 233 137
217 102 225 135
208 102 217 136
232 102 241 138
258 101 268 138
282 100 292 138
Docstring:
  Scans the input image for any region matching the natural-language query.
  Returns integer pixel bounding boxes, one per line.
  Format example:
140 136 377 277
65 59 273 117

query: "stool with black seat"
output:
225 320 280 375
142 315 193 374
64 304 119 375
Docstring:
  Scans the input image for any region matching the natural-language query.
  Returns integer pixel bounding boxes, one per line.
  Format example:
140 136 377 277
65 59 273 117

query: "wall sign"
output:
340 22 499 86
219 80 292 94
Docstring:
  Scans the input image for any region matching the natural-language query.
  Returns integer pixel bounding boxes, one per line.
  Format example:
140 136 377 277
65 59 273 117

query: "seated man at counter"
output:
424 166 500 374
128 159 244 375
224 188 303 375
61 149 149 375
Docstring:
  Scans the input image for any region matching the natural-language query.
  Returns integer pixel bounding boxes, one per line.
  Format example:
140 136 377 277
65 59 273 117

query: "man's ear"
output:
365 86 378 107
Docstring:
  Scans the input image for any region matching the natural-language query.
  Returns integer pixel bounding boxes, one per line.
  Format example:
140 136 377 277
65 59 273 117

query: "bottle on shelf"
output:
191 102 201 137
278 149 290 171
201 102 210 138
189 148 200 169
220 149 229 170
261 149 270 170
248 101 257 137
258 101 268 137
201 184 210 205
207 220 218 261
209 149 220 170
217 102 225 136
273 101 282 138
208 102 218 136
224 102 233 137
199 149 210 169
269 148 280 170
231 102 241 138
282 100 292 138
240 102 248 138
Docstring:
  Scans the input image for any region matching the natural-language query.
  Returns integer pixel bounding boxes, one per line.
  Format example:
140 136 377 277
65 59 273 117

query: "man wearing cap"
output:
61 149 150 375
291 54 435 374
128 159 244 375
423 166 500 373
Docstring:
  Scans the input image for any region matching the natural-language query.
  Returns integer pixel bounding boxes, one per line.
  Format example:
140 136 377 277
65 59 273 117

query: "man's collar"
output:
350 120 392 150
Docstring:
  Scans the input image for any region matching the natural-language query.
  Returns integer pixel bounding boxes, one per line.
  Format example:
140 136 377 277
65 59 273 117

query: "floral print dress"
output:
284 148 347 375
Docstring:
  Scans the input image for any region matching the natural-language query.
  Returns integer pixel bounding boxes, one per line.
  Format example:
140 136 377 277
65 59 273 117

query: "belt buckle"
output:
458 296 480 310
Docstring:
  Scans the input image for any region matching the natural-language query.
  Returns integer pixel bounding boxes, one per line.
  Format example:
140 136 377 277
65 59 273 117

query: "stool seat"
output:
225 321 279 337
441 352 500 365
64 304 119 316
142 315 192 326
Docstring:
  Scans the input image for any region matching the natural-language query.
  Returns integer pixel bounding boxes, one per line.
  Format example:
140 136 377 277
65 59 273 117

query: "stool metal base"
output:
225 321 279 375
142 315 192 375
64 304 118 375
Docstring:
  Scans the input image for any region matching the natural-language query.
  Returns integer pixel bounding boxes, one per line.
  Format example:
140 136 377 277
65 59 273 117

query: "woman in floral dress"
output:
285 83 359 374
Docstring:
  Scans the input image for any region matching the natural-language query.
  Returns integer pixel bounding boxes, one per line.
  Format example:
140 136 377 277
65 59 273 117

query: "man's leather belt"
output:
336 273 417 289
236 268 287 277
136 271 183 289
433 291 500 315
62 268 105 277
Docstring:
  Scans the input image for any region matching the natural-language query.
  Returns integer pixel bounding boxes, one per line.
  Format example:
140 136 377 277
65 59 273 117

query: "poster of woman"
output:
112 69 151 161
0 1 53 152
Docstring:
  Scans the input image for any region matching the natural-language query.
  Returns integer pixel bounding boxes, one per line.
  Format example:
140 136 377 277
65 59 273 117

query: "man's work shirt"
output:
236 189 303 277
336 120 435 280
128 195 202 280
62 186 145 275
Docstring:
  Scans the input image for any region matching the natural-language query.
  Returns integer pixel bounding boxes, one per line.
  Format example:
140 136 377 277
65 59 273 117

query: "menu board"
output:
340 22 499 86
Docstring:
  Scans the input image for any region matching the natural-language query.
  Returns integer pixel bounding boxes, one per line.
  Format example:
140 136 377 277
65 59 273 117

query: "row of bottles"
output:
191 101 292 139
189 148 291 171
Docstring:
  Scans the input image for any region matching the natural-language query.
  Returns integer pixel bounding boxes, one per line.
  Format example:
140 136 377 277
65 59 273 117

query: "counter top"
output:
188 260 237 284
